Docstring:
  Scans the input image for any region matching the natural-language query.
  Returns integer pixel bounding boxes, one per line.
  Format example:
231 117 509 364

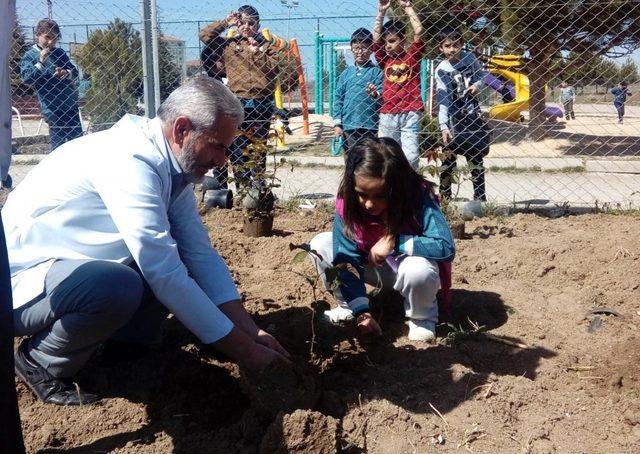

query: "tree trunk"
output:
528 55 550 141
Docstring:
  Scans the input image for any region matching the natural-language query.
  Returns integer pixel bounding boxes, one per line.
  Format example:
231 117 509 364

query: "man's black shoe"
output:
14 339 100 406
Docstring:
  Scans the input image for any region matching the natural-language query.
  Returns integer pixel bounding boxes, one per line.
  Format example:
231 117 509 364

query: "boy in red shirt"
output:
373 0 425 169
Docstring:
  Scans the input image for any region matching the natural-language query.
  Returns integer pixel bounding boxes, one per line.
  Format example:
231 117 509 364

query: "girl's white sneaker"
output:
407 319 436 342
323 306 354 324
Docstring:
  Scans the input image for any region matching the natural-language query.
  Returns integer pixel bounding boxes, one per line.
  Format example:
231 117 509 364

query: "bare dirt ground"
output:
14 206 640 453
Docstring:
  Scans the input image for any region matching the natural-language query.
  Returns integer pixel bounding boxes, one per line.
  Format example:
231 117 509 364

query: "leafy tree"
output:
74 19 180 131
74 19 143 130
493 0 640 139
10 20 31 96
412 0 640 140
618 57 640 85
335 50 347 76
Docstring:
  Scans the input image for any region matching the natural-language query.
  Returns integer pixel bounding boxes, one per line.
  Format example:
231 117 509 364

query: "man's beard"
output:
177 138 205 184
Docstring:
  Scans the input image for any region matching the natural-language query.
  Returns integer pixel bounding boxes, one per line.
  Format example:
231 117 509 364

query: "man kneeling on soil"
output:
3 76 290 406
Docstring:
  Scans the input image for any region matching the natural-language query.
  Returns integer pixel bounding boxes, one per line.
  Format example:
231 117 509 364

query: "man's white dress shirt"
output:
2 115 238 343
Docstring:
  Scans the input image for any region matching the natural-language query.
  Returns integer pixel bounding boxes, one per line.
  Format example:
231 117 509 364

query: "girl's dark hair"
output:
437 27 462 46
338 137 429 239
35 19 61 38
620 80 628 87
381 20 405 40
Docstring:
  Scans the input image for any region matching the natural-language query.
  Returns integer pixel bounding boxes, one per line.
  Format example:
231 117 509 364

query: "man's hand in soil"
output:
255 328 290 359
214 326 290 371
356 312 382 336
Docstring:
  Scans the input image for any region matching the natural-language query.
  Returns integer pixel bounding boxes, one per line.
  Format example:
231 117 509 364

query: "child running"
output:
435 27 489 201
372 0 425 170
309 137 455 341
333 28 383 156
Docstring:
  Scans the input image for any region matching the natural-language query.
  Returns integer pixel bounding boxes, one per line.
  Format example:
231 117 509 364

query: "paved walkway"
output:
7 152 640 208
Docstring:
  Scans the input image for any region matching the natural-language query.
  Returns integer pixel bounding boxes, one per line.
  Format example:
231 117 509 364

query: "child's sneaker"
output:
407 319 436 342
324 306 354 324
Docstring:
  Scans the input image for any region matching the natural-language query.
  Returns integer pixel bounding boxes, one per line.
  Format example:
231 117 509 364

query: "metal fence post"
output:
140 0 156 118
150 0 161 110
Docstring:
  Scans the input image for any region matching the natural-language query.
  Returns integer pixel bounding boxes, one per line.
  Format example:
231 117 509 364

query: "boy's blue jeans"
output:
378 111 422 170
614 102 625 121
46 109 83 152
213 97 274 189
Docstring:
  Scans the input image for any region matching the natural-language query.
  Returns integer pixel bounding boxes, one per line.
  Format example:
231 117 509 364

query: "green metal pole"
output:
329 45 336 118
318 40 325 114
421 59 428 108
314 32 320 110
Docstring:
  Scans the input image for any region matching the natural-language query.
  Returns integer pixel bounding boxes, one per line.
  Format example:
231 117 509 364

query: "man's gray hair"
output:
157 76 244 131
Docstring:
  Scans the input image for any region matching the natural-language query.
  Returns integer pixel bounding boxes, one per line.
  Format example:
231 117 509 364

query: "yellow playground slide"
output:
486 55 530 122
486 54 563 122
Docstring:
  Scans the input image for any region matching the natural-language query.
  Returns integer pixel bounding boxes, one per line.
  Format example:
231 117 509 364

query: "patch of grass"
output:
594 200 640 216
279 197 301 213
441 319 487 346
279 157 343 170
487 165 586 174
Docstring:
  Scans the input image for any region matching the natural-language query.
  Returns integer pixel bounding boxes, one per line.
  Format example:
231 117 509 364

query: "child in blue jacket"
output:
333 28 383 155
310 137 455 342
21 19 83 151
611 81 632 124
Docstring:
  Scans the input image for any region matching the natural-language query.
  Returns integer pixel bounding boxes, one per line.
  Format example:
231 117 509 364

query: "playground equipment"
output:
485 54 563 122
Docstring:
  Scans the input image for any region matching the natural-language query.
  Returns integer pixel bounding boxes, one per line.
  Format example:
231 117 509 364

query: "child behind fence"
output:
309 137 455 342
20 19 83 151
372 0 425 170
333 28 383 156
611 81 632 124
199 5 279 191
435 27 490 201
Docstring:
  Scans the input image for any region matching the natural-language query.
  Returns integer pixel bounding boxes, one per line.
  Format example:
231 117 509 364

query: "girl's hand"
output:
368 234 395 267
356 312 382 335
379 0 392 12
334 126 344 137
399 0 413 8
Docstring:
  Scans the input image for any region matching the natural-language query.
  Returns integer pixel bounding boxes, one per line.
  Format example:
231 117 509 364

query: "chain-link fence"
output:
9 0 640 208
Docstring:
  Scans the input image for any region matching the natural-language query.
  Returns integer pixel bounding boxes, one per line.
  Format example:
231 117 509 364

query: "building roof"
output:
161 35 184 43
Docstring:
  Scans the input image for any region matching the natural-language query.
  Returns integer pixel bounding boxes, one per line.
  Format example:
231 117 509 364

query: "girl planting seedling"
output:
309 137 455 342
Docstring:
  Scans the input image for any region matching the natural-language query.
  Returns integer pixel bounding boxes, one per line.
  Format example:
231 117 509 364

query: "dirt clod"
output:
260 409 338 454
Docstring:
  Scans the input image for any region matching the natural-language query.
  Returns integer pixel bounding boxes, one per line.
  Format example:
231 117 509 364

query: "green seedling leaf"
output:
292 250 308 263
